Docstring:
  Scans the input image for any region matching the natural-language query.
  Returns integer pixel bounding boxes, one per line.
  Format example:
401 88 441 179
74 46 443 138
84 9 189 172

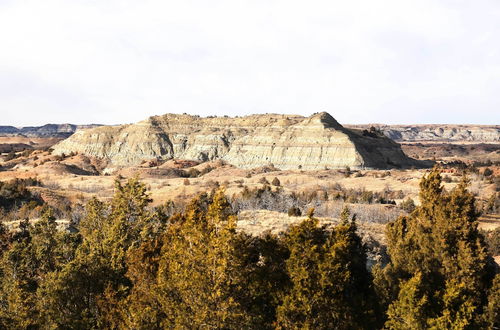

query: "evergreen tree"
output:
37 251 111 328
0 222 38 328
152 189 253 328
379 167 496 329
0 221 11 256
277 207 378 329
0 207 79 328
38 178 154 328
78 196 107 242
385 272 428 329
155 189 250 327
325 208 380 328
122 232 167 328
120 206 174 328
233 232 290 328
104 177 153 271
276 212 326 328
124 190 291 329
485 273 500 328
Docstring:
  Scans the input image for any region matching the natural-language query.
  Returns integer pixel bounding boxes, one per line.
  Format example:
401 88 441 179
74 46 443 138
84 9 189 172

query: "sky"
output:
0 0 499 126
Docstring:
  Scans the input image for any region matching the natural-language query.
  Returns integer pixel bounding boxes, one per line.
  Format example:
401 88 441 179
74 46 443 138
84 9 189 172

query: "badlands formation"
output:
0 124 101 138
53 112 422 170
347 124 500 143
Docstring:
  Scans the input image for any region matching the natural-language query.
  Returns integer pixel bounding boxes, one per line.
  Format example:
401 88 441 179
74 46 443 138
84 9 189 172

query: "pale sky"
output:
1 0 499 126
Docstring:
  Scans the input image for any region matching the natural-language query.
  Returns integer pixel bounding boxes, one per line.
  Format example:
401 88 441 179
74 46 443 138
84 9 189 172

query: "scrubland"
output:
0 141 499 328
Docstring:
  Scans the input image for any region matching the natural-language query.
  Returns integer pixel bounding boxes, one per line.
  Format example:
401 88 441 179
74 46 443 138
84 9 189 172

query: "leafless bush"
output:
232 184 403 224
43 181 61 190
231 185 299 213
74 184 107 193
349 204 403 224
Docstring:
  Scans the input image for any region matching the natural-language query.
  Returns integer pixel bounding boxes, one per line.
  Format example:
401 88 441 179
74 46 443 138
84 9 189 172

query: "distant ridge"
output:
0 124 102 138
5 121 497 143
346 124 500 143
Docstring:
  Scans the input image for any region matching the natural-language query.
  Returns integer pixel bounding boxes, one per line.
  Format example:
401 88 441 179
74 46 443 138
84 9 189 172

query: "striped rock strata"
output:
53 112 421 170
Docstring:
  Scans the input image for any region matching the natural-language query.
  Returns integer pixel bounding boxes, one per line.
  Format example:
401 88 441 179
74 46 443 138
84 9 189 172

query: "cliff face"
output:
52 112 421 170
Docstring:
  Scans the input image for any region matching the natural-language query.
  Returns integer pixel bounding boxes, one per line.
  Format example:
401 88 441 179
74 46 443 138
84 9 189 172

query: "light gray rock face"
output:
347 124 500 143
53 112 422 170
0 124 102 138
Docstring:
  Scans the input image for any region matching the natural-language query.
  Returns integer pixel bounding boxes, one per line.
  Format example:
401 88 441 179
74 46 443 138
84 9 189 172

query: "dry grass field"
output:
1 148 498 260
1 149 497 208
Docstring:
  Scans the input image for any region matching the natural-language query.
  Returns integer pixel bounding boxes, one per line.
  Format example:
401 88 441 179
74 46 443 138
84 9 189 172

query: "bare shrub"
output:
259 177 269 185
43 181 61 190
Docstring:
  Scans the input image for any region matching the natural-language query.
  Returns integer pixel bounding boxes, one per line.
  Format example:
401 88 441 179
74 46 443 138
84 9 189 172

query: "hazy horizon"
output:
1 1 499 126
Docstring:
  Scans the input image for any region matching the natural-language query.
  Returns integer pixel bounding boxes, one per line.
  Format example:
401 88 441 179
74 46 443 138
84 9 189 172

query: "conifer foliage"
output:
277 207 379 329
155 189 249 328
0 172 497 328
378 167 497 329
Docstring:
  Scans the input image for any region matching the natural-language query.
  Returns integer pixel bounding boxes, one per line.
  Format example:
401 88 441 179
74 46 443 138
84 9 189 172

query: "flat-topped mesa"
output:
52 112 422 170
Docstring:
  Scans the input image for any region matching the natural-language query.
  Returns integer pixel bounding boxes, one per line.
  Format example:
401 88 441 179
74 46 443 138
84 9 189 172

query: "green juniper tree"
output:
377 167 497 329
277 207 378 329
37 177 155 328
155 189 251 328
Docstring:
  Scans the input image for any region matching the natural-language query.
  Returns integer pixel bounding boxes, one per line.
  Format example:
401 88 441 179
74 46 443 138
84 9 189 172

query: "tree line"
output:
0 167 498 329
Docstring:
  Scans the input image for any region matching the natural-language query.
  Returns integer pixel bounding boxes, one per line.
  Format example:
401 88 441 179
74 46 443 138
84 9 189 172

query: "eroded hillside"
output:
52 112 422 170
347 124 500 143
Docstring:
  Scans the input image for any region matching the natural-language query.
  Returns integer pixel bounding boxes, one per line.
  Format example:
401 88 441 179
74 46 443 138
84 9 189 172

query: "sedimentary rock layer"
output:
347 124 500 143
0 124 102 138
53 112 421 170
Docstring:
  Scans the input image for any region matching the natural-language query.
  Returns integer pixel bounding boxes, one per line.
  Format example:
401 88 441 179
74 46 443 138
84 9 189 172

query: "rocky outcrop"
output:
346 124 500 143
52 112 423 170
